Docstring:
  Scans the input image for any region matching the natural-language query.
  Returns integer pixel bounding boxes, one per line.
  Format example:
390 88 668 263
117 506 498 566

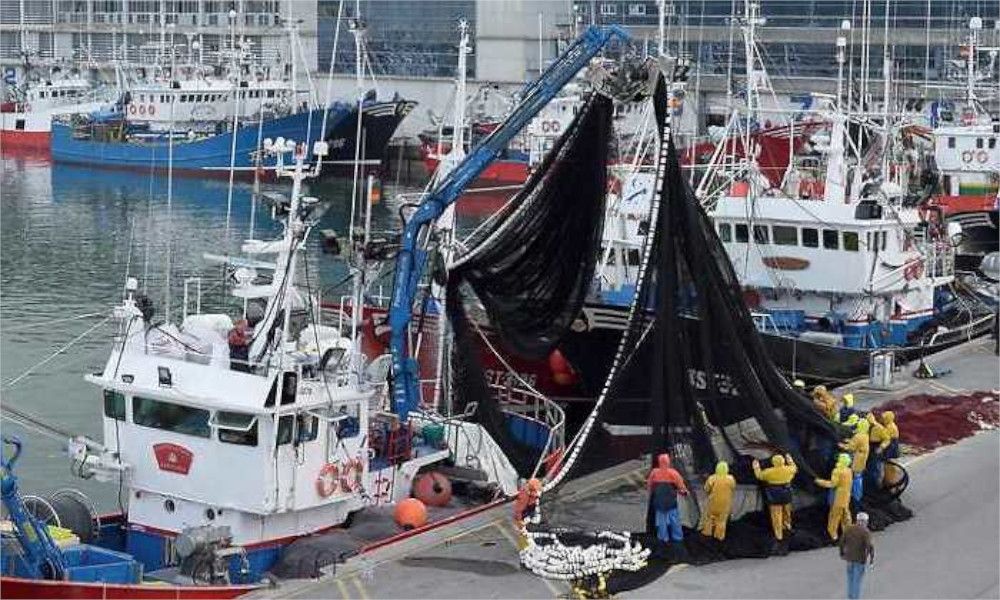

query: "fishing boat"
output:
920 19 1000 271
1 133 564 597
0 71 110 152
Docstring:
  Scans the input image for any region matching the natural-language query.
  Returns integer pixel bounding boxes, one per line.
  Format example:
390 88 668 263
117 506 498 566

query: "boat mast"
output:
880 0 892 183
967 17 983 115
430 20 471 414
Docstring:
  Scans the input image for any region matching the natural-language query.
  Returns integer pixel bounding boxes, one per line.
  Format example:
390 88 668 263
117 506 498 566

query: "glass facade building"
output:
576 1 1000 82
318 0 475 78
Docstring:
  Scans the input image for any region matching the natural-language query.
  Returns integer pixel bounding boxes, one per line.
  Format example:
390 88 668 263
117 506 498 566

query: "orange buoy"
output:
394 497 428 530
548 349 577 387
730 180 750 197
412 472 452 507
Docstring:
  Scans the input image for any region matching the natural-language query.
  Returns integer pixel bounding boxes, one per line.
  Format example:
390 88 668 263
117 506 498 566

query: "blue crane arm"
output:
1 436 66 580
388 25 630 420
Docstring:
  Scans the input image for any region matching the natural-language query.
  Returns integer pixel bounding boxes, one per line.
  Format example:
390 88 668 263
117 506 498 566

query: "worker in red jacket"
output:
647 453 689 542
513 478 542 550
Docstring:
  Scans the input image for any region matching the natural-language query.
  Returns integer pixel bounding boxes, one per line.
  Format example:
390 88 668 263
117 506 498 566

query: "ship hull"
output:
50 107 347 175
325 99 416 165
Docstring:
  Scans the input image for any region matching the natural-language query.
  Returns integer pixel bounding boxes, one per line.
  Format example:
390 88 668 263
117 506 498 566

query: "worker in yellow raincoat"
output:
752 454 797 540
815 453 854 541
840 419 870 501
700 461 736 540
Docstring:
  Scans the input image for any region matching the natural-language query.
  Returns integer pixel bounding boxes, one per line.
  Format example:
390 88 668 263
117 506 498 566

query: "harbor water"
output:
0 153 414 508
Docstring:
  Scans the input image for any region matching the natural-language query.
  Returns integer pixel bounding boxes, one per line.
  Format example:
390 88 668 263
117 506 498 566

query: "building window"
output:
773 225 798 246
103 390 126 421
752 225 770 244
735 223 749 243
600 3 617 15
822 229 839 250
718 223 732 242
214 411 258 446
802 228 819 248
628 3 646 15
843 231 860 252
133 397 210 438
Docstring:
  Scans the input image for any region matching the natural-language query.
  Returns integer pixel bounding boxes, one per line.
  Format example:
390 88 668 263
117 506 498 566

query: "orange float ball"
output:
394 498 428 530
412 472 452 507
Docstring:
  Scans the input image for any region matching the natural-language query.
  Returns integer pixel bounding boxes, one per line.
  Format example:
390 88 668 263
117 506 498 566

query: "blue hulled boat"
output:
50 105 348 175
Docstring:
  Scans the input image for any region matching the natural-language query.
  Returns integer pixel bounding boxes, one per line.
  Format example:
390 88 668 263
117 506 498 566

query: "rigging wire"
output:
2 317 112 390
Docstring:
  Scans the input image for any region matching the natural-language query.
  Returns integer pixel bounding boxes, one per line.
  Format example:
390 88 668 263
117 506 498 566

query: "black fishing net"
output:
448 93 613 360
535 75 912 593
444 92 614 477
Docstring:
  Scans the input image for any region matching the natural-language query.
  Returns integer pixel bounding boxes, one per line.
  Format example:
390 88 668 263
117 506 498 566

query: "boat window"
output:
103 390 126 421
628 249 640 266
843 231 860 252
735 224 749 243
990 138 997 149
802 228 818 248
718 223 732 242
332 404 361 438
976 138 984 149
752 225 770 244
267 90 275 98
772 225 797 246
277 413 319 445
822 229 839 250
947 137 955 148
133 397 210 438
213 411 258 446
881 231 887 251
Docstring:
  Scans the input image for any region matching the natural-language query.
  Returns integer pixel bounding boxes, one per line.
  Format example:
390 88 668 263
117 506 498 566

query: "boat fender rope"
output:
316 463 340 497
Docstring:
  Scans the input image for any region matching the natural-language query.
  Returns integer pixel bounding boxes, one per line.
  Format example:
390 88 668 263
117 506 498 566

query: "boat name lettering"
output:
687 368 740 397
483 369 537 387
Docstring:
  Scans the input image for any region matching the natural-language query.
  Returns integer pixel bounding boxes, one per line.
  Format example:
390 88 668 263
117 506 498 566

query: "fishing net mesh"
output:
445 92 614 476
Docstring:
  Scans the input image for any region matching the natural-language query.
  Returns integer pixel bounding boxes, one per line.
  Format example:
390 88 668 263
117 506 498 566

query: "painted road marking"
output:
334 576 351 599
351 575 370 600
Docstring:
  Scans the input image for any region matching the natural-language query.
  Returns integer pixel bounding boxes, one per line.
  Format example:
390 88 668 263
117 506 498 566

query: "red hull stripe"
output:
0 130 50 151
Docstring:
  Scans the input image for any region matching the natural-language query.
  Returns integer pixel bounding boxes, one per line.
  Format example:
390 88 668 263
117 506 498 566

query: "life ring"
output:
961 150 974 163
129 104 136 115
148 104 156 116
316 463 340 497
338 458 363 493
976 150 989 164
138 104 146 116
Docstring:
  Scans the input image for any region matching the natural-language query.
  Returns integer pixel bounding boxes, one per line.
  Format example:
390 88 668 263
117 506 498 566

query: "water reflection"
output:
1 156 409 506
